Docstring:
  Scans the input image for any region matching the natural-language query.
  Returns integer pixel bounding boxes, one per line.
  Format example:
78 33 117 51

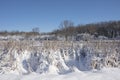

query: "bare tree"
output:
59 20 74 41
32 27 40 35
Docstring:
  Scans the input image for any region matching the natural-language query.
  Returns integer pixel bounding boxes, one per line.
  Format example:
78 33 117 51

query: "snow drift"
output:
0 40 120 75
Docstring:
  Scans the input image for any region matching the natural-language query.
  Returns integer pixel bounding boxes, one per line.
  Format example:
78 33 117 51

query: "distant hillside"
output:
52 20 120 38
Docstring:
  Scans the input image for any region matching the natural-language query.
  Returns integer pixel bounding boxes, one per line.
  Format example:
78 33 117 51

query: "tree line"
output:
0 27 40 36
52 20 120 39
0 20 120 39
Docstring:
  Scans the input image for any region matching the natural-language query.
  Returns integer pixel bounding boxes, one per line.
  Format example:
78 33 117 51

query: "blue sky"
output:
0 0 120 32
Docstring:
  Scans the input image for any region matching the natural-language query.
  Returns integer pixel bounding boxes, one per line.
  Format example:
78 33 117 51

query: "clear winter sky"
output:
0 0 120 32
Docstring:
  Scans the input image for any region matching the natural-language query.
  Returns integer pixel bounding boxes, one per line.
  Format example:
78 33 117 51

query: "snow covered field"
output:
0 40 120 80
0 68 120 80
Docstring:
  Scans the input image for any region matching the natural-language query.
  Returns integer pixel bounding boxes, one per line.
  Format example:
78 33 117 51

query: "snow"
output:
0 40 120 80
0 68 120 80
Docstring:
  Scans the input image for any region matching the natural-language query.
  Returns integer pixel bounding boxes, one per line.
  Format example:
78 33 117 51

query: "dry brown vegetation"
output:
0 40 120 73
0 40 119 52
